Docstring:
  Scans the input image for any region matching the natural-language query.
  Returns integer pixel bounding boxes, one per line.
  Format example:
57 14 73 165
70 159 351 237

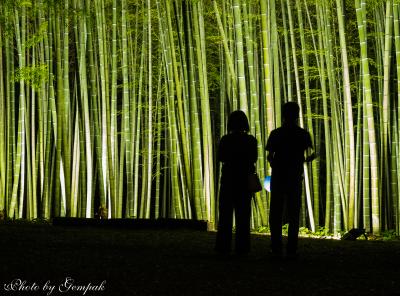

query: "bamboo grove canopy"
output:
0 0 399 235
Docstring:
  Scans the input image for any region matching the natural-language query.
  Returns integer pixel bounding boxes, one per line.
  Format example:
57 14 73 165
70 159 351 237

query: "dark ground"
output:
0 223 399 296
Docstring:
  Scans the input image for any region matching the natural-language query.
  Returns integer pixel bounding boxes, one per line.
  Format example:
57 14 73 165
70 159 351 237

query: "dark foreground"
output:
0 223 399 296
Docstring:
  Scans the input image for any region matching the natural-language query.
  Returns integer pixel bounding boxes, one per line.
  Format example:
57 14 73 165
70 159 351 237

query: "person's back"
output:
215 110 258 255
265 102 315 258
219 132 257 185
266 124 311 184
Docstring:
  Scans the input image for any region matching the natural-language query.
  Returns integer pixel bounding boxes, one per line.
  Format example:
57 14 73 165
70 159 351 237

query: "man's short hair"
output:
282 102 300 121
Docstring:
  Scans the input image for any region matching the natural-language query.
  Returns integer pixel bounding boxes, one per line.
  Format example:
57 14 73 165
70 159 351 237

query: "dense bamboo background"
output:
0 0 399 235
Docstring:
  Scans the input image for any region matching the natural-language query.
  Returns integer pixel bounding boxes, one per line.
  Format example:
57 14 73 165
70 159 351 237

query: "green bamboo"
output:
0 0 398 234
111 0 119 217
0 13 6 214
185 1 204 220
242 0 267 225
261 0 274 137
355 0 380 234
336 0 356 229
394 2 400 234
9 4 27 219
146 0 153 219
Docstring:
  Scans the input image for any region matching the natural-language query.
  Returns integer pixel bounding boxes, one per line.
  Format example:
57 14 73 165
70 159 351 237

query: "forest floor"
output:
0 222 399 296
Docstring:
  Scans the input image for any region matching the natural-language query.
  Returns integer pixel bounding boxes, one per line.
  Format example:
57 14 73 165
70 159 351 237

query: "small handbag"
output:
248 173 262 193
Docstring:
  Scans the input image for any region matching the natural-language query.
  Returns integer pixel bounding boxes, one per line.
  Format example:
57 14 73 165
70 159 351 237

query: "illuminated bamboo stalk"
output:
95 0 109 212
37 0 48 212
280 0 292 106
62 0 71 217
126 3 139 218
319 0 346 231
362 94 371 232
157 0 183 218
335 0 356 229
212 0 237 98
393 2 400 234
71 107 80 217
381 1 393 229
286 0 315 231
165 0 192 199
390 107 398 232
304 1 325 228
87 0 104 217
184 1 204 220
146 0 153 219
133 16 146 218
44 3 57 218
76 0 93 217
120 0 129 218
0 8 6 213
355 0 380 234
8 5 27 219
316 3 332 230
154 64 163 219
242 0 267 225
110 0 119 217
260 0 274 136
354 81 363 229
193 0 215 223
54 2 66 217
270 0 281 127
232 0 247 114
4 3 15 215
27 42 35 219
296 0 318 228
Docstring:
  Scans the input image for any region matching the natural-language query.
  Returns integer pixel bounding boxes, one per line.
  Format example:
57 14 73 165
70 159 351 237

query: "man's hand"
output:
305 153 317 163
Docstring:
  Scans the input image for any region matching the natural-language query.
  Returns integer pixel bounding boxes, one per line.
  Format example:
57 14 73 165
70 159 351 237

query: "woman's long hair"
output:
227 110 250 133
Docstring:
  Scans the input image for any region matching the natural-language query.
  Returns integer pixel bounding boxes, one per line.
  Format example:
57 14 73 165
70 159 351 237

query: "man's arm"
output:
267 152 275 168
265 132 275 167
305 148 316 163
304 132 316 162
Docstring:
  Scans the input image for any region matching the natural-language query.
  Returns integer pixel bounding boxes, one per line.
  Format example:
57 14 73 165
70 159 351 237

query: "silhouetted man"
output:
266 102 315 259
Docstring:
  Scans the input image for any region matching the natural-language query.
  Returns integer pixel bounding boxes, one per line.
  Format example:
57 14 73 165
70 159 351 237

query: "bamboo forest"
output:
1 0 400 236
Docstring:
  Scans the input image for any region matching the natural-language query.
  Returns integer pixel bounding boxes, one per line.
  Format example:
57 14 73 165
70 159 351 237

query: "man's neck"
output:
282 121 298 127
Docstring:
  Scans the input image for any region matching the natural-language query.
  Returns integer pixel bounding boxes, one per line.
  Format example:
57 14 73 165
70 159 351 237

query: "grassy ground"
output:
0 223 399 296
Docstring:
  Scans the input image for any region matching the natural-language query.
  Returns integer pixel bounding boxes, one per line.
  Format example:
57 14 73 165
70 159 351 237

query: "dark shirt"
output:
266 124 312 181
218 132 258 186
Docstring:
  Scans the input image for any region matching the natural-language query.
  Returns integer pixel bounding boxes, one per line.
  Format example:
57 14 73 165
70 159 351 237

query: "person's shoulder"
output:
246 133 257 144
295 125 310 135
269 127 281 135
219 134 229 144
294 126 312 146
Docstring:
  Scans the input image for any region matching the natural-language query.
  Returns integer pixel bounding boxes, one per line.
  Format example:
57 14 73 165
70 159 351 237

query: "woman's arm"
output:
250 136 258 163
217 136 226 163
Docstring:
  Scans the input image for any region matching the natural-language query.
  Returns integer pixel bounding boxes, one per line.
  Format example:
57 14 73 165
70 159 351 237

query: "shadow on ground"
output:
0 223 399 295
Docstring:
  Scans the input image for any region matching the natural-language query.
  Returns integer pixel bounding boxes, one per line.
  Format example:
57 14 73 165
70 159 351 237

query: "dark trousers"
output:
269 178 302 255
215 184 251 254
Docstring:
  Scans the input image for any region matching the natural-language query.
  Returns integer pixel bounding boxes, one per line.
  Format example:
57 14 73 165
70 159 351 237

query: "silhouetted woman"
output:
215 110 258 255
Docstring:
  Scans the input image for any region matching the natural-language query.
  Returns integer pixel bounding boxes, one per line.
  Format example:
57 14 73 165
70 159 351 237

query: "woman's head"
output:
227 110 250 133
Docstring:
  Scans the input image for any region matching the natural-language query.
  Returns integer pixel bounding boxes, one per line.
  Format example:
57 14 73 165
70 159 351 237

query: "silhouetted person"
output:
215 110 258 255
266 102 315 259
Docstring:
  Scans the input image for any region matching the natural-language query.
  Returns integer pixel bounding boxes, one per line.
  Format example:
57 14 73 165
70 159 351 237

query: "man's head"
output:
282 102 300 125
